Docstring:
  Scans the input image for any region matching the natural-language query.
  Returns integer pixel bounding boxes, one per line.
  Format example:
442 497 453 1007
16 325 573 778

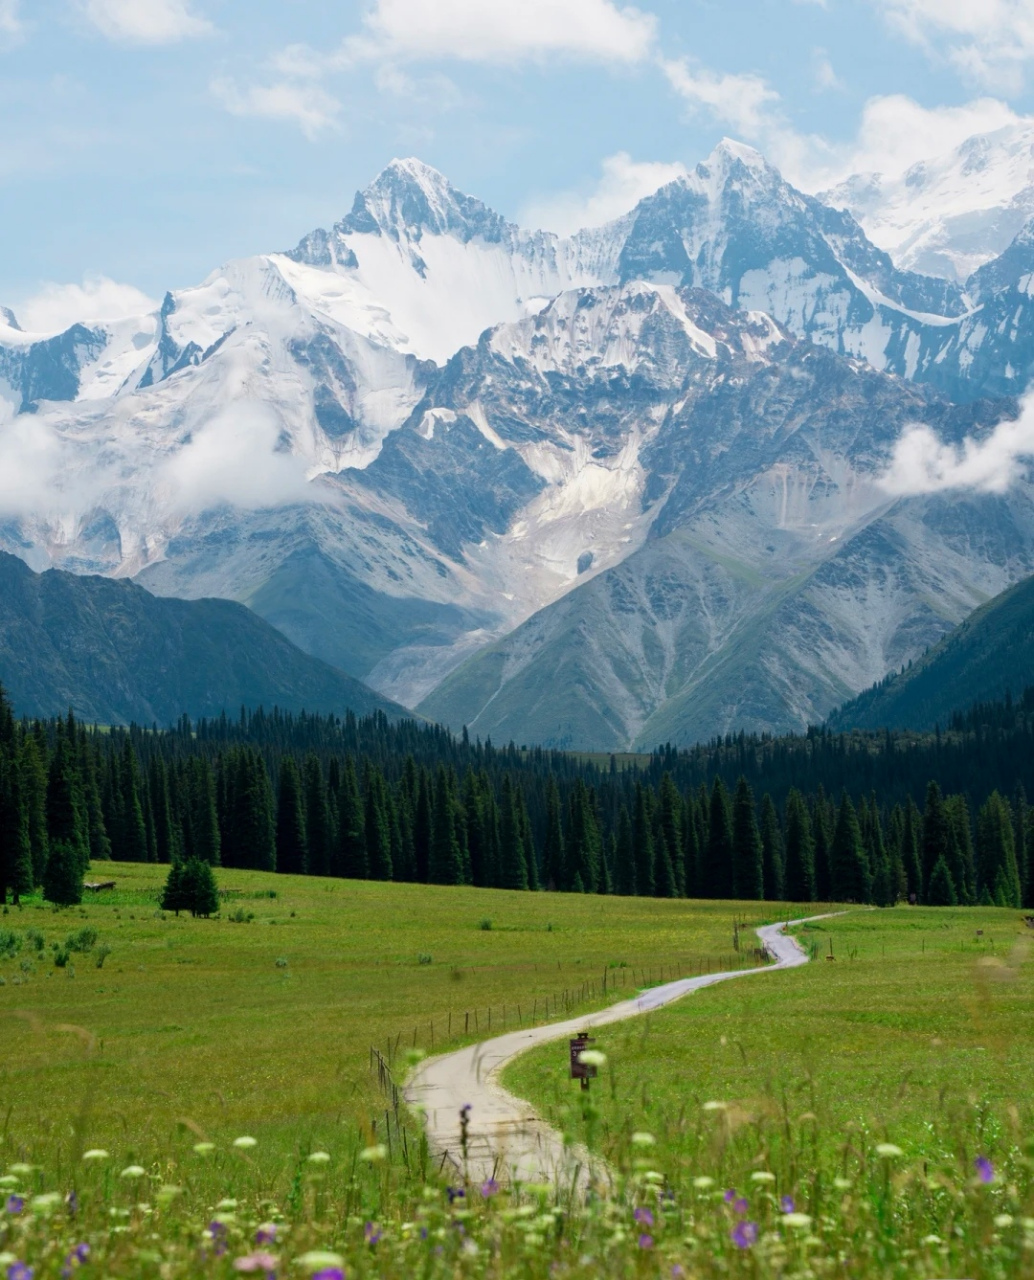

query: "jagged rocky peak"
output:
0 306 21 332
337 157 510 245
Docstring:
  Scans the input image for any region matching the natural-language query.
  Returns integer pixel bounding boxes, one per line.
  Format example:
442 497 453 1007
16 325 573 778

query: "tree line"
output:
0 686 1032 909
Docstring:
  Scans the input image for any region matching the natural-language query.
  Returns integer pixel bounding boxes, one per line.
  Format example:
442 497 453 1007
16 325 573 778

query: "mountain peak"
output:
0 305 21 331
338 157 510 245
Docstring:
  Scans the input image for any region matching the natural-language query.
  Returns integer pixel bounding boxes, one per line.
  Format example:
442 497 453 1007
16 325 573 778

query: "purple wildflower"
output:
671 1268 686 1279
5 1195 25 1216
975 1156 994 1184
8 1264 34 1280
311 1271 343 1280
731 1221 759 1249
733 1197 749 1215
638 1234 654 1250
255 1225 278 1246
723 1188 736 1204
208 1221 229 1258
479 1178 499 1198
633 1206 654 1227
364 1222 382 1247
780 1195 795 1214
446 1186 465 1204
73 1245 89 1264
419 1227 428 1241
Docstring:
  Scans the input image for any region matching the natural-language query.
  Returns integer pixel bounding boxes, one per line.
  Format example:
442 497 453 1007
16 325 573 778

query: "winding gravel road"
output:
405 916 831 1187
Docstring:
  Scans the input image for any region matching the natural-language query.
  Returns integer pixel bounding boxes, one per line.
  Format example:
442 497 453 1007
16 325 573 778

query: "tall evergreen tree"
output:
335 757 367 880
498 776 529 890
759 793 785 901
275 757 308 876
542 778 566 891
19 734 49 886
731 777 764 900
302 756 331 877
783 789 815 902
901 799 923 901
976 791 1022 907
945 794 975 904
703 778 734 899
364 767 393 881
43 839 83 906
682 796 700 898
921 781 952 902
657 774 683 897
47 735 89 874
614 804 636 897
0 752 33 904
631 783 654 897
829 793 872 903
429 767 463 885
116 740 149 864
812 789 833 901
927 856 958 906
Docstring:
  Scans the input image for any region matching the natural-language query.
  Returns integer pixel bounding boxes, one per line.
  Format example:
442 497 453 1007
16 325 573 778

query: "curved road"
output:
405 915 832 1186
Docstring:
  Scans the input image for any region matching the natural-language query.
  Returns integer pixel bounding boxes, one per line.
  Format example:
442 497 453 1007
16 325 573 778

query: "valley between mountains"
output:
5 133 1034 746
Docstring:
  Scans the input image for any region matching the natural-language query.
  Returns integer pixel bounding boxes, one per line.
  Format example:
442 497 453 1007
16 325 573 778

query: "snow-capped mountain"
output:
4 144 1034 745
823 121 1034 283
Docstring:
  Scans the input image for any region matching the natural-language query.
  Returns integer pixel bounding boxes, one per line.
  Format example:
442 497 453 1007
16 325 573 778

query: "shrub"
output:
0 930 21 960
66 928 98 953
479 918 493 931
418 953 433 965
95 945 111 970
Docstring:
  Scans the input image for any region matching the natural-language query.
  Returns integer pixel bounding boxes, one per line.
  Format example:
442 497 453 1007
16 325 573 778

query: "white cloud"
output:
342 0 657 65
522 151 688 234
0 417 64 516
661 60 783 139
160 404 310 515
15 275 157 334
880 398 1034 496
211 78 341 140
82 0 212 44
873 0 1034 93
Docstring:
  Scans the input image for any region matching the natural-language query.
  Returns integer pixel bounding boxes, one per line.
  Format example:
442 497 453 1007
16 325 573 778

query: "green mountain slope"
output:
0 552 409 725
829 573 1034 731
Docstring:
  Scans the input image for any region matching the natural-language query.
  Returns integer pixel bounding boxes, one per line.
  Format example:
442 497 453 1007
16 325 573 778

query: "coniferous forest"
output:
1 681 1032 911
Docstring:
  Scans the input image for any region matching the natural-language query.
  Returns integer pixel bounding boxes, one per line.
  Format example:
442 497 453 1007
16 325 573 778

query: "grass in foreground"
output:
0 898 1032 1276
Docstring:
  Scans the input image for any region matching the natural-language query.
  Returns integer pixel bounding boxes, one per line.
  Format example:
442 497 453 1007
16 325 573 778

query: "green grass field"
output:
2 879 1033 1279
506 906 1034 1173
0 862 778 1167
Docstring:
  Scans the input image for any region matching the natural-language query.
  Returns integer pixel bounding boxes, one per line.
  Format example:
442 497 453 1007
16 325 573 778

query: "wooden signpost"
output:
570 1033 597 1092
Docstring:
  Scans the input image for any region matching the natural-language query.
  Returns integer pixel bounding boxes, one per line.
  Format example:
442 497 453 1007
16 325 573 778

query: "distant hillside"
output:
0 552 409 725
829 574 1034 731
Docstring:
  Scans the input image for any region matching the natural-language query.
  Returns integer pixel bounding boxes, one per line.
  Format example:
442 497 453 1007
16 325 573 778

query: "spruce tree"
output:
188 757 221 867
43 839 83 906
19 734 49 886
182 857 220 917
429 767 463 885
304 755 331 877
0 752 33 904
336 757 367 880
759 793 785 901
161 862 190 915
657 774 683 896
926 856 957 906
47 736 89 874
682 796 700 898
901 800 923 901
117 740 149 864
921 782 952 902
976 792 1022 907
364 767 393 881
518 787 539 890
413 769 433 883
945 794 975 904
541 778 565 891
812 789 833 901
829 793 872 903
704 778 734 899
632 783 654 897
783 790 815 902
614 805 636 897
275 757 308 876
731 777 764 900
498 776 529 890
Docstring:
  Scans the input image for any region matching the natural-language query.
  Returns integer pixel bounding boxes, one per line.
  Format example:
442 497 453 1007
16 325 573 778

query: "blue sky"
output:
3 0 1034 327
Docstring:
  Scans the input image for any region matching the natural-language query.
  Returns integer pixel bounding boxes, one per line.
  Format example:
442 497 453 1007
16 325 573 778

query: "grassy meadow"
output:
2 879 1033 1278
0 862 775 1165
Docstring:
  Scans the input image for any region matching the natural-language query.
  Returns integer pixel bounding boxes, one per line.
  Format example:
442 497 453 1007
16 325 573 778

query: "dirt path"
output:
405 915 831 1187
